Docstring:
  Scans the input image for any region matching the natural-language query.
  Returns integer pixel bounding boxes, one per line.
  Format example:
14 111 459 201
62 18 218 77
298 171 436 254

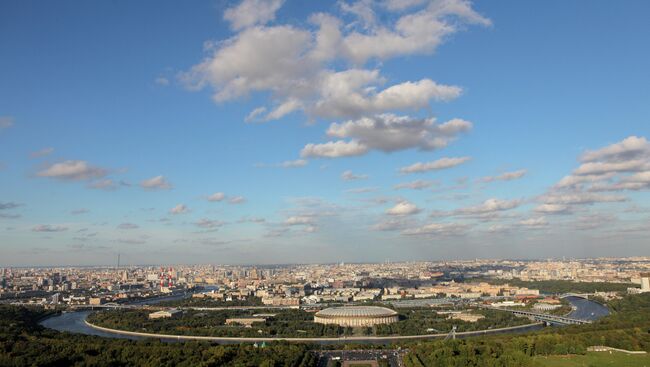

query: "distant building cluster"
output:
1 257 649 309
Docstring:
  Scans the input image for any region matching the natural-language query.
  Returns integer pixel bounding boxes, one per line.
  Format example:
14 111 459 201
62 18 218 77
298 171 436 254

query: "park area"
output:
534 351 650 367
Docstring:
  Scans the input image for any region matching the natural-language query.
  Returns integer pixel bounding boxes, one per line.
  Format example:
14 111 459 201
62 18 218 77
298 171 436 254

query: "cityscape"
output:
2 0 650 366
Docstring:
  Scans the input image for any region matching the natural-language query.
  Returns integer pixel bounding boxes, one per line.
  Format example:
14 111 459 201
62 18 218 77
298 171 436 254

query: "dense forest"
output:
2 293 650 366
403 293 650 366
87 306 530 338
0 306 317 367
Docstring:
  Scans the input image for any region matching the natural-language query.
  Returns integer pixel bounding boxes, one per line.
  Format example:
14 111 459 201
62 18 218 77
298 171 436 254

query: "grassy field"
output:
535 351 650 366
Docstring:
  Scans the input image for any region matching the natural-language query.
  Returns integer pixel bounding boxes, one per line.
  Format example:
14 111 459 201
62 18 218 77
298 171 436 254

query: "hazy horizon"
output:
2 0 650 266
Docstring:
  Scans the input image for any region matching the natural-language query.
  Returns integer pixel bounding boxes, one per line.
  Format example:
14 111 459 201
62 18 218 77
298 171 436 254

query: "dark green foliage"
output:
403 293 650 366
88 308 345 337
0 306 317 367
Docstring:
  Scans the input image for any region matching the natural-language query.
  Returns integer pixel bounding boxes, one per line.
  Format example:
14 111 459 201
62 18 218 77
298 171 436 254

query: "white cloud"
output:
342 0 490 64
383 0 427 11
341 170 368 181
280 159 308 168
224 0 285 31
540 192 626 206
140 175 173 190
386 200 420 215
402 222 468 236
229 196 247 204
399 156 470 174
394 179 437 190
580 136 650 163
534 204 570 214
207 192 226 202
519 217 548 228
285 216 314 225
37 160 108 181
574 160 648 176
182 0 488 126
301 140 369 158
323 114 471 154
312 77 462 119
454 198 521 216
481 169 527 183
169 204 189 215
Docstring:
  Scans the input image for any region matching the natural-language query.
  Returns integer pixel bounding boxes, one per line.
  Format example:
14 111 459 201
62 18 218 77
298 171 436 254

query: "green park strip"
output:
534 351 650 367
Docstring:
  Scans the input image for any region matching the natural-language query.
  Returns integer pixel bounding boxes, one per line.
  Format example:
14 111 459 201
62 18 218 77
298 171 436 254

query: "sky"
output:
1 0 649 266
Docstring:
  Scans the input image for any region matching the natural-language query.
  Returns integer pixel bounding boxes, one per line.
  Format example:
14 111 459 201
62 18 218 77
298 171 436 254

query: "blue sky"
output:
1 0 649 266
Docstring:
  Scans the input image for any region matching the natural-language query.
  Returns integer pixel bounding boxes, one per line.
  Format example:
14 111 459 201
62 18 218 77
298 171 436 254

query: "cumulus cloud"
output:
315 114 471 156
534 204 570 214
169 204 189 215
386 201 420 215
301 140 369 158
32 224 68 232
454 198 521 216
285 216 315 225
117 222 139 230
181 0 488 126
207 192 226 202
140 175 173 190
581 136 650 163
540 192 626 206
519 217 548 228
399 156 470 174
554 136 650 193
481 169 527 183
312 78 462 119
341 170 368 181
37 160 108 181
223 0 285 31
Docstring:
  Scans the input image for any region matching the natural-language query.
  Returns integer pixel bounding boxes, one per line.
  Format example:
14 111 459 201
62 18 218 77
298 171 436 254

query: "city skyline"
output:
2 0 650 266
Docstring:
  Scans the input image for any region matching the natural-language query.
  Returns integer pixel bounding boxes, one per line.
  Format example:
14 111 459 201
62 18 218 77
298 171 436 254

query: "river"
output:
39 296 607 344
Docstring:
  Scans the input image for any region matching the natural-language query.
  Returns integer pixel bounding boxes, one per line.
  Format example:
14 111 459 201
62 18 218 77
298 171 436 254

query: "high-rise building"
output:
641 273 650 292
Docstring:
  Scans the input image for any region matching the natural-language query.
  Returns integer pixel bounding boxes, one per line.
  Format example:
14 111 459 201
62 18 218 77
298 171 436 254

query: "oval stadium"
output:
314 306 399 327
